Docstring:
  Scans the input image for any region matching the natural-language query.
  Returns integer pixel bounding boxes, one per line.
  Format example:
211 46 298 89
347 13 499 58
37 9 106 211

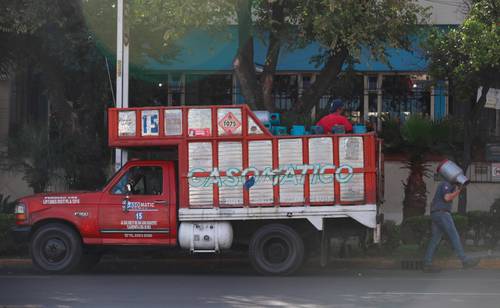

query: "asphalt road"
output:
1 260 500 308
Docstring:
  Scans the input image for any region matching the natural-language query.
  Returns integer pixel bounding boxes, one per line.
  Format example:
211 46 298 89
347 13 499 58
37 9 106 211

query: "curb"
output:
328 257 500 270
2 257 500 270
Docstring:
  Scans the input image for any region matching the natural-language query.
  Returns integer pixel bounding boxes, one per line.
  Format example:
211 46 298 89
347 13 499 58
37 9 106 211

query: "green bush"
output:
467 210 492 245
380 220 401 251
451 214 468 238
400 214 470 248
400 215 432 247
0 214 27 256
490 199 500 246
0 194 18 214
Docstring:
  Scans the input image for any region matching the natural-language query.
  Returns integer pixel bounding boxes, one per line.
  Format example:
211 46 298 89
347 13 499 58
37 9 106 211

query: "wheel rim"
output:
262 237 291 265
42 238 68 264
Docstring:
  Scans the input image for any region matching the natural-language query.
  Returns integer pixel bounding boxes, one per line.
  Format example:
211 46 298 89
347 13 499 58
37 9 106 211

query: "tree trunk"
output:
294 47 348 115
402 164 427 220
259 1 284 112
233 0 264 110
458 117 472 214
458 85 490 214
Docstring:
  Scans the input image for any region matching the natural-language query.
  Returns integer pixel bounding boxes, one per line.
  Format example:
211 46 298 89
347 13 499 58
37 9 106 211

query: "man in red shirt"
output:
316 99 352 133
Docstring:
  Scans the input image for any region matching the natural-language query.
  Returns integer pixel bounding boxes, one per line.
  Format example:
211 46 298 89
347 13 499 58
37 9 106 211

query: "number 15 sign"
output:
141 110 159 136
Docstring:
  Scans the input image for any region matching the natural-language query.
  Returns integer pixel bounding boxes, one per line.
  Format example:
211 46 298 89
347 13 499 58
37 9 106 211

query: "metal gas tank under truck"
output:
12 104 384 275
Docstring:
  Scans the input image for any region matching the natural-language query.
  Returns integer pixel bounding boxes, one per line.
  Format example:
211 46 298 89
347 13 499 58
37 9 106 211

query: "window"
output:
273 75 298 111
185 74 232 105
381 75 430 119
168 74 184 106
112 166 163 195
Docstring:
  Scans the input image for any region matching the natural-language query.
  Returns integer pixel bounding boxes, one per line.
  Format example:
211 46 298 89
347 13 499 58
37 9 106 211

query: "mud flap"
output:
373 213 384 244
320 221 329 267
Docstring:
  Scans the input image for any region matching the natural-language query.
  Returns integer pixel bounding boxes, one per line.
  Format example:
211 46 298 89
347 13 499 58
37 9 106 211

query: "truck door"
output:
99 162 173 245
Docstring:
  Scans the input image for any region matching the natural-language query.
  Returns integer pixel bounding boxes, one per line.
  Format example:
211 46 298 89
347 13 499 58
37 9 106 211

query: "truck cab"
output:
13 160 177 272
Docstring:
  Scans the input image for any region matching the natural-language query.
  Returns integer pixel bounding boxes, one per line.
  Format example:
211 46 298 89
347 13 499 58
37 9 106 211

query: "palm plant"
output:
8 126 56 193
381 115 442 220
400 116 435 220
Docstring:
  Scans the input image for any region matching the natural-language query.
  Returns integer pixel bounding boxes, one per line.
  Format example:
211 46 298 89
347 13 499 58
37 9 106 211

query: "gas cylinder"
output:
436 160 470 185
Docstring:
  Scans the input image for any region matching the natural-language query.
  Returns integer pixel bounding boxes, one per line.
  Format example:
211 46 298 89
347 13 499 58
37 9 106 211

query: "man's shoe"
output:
422 264 442 273
462 257 480 269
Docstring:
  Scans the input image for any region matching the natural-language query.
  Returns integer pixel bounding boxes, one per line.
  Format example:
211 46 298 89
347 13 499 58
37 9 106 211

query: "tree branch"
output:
295 46 349 114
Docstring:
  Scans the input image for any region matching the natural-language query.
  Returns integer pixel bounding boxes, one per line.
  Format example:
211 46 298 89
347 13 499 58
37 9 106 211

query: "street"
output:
1 260 500 308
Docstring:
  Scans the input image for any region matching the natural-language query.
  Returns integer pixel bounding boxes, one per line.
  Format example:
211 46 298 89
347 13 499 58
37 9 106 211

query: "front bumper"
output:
10 225 31 243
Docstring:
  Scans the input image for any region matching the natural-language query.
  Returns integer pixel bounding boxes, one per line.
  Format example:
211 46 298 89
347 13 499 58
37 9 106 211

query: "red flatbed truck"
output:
12 104 384 275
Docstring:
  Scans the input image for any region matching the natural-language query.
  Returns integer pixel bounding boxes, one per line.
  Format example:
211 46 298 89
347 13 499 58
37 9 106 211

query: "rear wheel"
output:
30 223 82 274
249 224 304 275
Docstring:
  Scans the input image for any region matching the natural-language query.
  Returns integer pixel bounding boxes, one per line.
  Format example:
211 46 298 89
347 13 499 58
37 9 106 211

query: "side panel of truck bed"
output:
108 105 378 211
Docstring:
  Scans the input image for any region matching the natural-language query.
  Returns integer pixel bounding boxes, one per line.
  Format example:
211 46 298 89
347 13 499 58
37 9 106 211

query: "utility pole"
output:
115 0 129 171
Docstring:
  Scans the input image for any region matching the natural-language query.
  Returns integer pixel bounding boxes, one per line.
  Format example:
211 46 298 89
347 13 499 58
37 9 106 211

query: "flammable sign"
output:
218 111 241 135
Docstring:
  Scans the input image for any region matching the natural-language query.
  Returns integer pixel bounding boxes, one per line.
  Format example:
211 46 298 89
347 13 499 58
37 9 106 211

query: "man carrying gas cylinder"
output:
422 160 481 273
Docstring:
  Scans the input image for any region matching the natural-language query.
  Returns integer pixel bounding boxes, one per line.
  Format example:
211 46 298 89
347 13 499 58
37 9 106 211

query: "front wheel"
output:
249 224 305 275
30 223 82 274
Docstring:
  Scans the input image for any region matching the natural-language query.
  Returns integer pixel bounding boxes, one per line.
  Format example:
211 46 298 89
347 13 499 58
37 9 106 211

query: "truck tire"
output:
30 223 82 274
249 224 304 275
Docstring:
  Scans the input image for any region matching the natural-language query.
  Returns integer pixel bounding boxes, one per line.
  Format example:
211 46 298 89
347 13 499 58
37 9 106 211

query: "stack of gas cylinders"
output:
254 111 367 136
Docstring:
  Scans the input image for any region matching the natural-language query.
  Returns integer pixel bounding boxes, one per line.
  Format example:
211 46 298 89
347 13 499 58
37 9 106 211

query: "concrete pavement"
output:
0 263 500 308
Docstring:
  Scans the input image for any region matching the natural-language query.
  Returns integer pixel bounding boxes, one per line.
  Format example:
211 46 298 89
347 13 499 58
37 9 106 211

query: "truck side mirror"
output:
125 183 132 193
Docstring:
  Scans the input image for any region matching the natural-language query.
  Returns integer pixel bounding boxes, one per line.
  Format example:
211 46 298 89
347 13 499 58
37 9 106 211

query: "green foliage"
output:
400 215 431 247
380 220 401 251
82 0 234 69
489 198 500 245
381 115 448 160
379 117 404 153
451 213 469 239
0 194 18 214
401 214 469 248
8 126 55 193
1 0 112 192
467 210 493 245
0 214 28 257
425 1 500 201
490 198 500 216
401 116 435 164
426 1 500 85
295 0 428 64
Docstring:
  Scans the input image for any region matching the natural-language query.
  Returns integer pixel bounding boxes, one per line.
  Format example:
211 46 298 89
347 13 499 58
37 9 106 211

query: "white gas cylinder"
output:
178 222 233 252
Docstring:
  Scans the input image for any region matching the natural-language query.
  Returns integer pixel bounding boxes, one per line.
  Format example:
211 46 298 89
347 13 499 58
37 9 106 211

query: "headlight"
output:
14 203 27 223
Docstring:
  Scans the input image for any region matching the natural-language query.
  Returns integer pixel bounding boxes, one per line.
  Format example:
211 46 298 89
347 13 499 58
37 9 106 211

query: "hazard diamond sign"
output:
218 111 242 135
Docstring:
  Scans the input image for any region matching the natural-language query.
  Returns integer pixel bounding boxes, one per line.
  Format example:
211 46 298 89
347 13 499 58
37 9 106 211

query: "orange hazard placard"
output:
218 111 241 135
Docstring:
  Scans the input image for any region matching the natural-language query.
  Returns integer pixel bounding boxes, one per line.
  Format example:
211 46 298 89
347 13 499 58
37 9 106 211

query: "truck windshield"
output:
100 165 126 191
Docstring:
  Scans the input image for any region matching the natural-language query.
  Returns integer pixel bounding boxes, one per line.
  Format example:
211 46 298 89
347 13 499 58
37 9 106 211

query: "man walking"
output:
423 181 480 272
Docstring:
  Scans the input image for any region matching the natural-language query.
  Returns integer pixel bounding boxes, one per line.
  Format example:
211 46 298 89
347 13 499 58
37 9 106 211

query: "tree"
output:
233 0 428 114
425 0 500 213
1 0 117 191
400 116 434 219
381 116 442 220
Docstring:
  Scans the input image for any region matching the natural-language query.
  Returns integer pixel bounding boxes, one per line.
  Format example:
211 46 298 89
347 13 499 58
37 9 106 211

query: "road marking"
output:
368 292 500 296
